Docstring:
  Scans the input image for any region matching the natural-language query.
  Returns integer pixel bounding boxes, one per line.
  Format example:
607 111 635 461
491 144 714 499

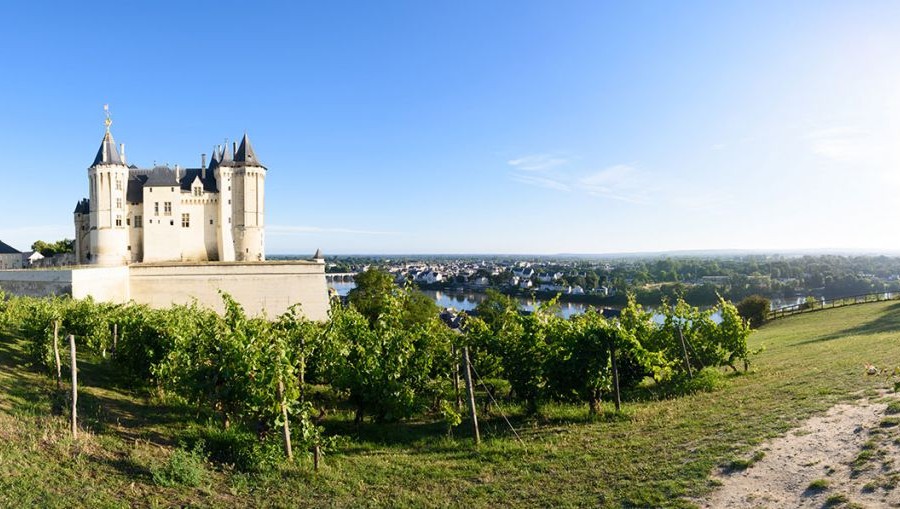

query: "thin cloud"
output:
268 225 400 236
510 174 571 192
578 164 651 204
806 127 875 163
507 153 570 171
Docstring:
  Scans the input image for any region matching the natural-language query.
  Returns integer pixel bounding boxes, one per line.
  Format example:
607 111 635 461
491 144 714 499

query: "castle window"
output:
181 213 190 228
115 215 122 227
154 202 159 216
170 220 174 226
135 215 142 228
126 218 130 226
209 219 213 225
116 198 122 209
193 187 202 197
115 179 122 191
164 202 172 216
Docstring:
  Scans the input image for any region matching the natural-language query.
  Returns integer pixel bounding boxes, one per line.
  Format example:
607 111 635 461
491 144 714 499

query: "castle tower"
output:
231 134 266 261
87 111 130 265
213 144 236 262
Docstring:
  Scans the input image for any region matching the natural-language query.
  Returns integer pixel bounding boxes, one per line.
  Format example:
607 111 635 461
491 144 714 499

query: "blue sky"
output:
1 1 899 254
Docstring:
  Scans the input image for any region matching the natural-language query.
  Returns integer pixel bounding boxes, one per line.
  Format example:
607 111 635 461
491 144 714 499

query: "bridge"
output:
325 272 357 282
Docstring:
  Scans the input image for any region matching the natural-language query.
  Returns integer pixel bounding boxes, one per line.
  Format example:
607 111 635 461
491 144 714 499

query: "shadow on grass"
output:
90 452 154 482
0 332 196 447
795 302 900 345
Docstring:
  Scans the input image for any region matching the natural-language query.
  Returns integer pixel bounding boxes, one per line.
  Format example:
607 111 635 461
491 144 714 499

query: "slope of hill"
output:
2 302 900 507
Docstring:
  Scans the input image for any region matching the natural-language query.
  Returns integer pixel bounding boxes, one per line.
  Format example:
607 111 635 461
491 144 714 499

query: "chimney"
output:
120 143 126 165
201 153 207 179
175 164 180 182
232 141 237 158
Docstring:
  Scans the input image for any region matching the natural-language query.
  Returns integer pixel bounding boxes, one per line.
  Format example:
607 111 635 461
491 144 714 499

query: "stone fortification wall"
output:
71 266 130 303
0 261 328 321
0 269 74 297
128 261 329 320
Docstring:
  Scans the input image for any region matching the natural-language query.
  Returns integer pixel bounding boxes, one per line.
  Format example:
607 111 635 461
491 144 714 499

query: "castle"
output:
74 115 265 265
0 112 331 321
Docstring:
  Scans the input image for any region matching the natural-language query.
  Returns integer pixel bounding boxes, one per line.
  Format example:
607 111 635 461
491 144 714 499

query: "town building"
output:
0 241 22 270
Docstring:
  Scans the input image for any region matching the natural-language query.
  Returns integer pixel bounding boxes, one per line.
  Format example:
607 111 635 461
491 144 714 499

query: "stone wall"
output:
0 269 74 297
128 260 328 320
0 261 329 321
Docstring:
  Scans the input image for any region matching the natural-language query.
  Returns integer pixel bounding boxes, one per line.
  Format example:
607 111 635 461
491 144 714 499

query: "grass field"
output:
2 301 900 508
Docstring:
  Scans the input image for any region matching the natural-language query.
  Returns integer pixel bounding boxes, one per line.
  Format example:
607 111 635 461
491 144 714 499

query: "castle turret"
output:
87 111 130 266
231 133 266 261
214 144 236 261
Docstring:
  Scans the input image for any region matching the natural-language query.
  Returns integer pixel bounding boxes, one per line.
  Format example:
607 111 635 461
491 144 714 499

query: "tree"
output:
348 268 438 328
347 268 396 326
31 239 74 257
736 295 770 328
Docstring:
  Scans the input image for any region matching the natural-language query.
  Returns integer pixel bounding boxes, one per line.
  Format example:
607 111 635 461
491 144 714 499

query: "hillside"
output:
2 302 900 507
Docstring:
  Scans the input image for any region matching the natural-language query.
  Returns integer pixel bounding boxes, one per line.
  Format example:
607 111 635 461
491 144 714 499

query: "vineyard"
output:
1 274 896 506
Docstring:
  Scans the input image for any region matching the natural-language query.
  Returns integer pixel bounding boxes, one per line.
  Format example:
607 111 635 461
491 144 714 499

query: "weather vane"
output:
103 104 112 132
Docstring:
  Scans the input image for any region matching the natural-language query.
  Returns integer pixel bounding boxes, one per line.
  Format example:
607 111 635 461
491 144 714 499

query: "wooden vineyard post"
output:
462 347 480 445
451 345 461 410
677 325 693 378
313 445 321 471
69 334 77 439
277 377 293 461
112 324 118 357
610 344 621 412
53 320 62 390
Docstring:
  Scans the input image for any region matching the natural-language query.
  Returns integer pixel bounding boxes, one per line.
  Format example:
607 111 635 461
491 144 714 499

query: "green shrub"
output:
736 295 770 328
660 367 727 398
151 447 207 487
179 425 283 473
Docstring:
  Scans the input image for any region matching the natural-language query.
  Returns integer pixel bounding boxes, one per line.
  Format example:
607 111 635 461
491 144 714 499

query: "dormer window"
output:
193 186 202 197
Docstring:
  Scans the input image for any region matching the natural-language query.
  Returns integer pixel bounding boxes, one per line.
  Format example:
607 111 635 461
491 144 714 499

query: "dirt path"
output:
699 393 900 508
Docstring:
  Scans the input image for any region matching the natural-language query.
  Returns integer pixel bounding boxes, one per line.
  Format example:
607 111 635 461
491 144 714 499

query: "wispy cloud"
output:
268 225 400 236
507 153 570 172
577 164 651 204
806 127 875 163
510 174 571 192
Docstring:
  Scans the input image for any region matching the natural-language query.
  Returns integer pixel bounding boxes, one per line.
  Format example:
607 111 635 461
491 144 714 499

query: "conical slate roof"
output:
234 133 261 165
0 239 20 254
92 130 123 166
313 248 324 260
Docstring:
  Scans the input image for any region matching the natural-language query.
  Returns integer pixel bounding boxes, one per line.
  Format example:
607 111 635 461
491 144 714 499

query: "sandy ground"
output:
699 393 900 508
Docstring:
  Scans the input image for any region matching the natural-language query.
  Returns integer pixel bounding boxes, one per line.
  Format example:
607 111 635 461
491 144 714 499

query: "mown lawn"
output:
1 301 900 508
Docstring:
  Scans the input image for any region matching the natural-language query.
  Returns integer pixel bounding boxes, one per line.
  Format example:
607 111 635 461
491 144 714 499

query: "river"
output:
329 282 723 321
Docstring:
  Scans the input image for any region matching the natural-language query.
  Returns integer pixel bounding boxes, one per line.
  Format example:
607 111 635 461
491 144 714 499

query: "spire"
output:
313 248 324 260
92 130 123 166
234 133 260 165
208 146 220 170
92 105 123 167
221 140 233 164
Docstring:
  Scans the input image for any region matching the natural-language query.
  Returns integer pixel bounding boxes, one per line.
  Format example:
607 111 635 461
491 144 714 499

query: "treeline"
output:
0 269 755 471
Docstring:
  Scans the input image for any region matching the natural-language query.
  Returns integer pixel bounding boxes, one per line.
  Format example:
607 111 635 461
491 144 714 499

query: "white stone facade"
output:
75 128 266 266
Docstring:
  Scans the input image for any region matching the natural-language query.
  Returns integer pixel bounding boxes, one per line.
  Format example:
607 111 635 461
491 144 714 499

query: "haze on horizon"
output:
1 1 899 256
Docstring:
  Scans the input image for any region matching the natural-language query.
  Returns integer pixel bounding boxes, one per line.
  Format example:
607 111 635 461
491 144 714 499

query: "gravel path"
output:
699 393 900 508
